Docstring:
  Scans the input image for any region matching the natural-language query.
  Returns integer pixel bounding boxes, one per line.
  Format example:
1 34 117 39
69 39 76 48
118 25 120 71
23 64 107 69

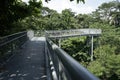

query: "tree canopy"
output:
0 0 120 79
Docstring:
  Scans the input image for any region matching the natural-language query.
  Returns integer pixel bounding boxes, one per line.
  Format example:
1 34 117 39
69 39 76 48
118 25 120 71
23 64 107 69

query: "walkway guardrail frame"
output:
0 31 28 64
46 38 99 80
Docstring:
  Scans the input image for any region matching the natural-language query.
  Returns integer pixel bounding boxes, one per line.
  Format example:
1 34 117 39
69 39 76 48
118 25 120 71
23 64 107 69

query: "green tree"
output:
0 0 30 36
61 9 77 29
75 14 95 28
0 0 43 36
92 1 120 27
61 37 91 66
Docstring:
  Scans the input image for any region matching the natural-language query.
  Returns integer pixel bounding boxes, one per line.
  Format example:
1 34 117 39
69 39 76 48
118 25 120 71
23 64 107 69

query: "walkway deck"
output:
0 37 47 80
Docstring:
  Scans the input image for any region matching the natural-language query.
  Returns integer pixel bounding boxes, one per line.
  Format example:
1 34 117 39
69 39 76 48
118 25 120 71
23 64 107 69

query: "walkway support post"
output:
58 39 61 48
91 36 94 61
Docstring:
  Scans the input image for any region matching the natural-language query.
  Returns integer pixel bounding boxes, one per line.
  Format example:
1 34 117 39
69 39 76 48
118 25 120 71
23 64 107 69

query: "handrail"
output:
0 31 27 39
0 34 27 47
0 31 27 46
46 38 99 80
0 31 28 64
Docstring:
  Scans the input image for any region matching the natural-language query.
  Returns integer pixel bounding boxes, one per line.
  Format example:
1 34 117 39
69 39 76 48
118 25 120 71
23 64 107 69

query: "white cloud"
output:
73 6 95 14
42 0 95 14
22 0 113 14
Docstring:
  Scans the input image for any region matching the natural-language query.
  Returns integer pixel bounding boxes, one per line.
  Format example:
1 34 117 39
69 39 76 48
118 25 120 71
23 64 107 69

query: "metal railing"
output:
46 29 102 38
0 31 28 64
45 38 99 80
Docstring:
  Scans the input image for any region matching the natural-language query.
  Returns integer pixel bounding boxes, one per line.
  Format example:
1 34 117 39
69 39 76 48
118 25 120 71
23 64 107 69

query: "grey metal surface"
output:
0 37 47 80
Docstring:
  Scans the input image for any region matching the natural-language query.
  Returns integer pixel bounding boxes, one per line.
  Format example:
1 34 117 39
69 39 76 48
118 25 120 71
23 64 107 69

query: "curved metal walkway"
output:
0 37 47 80
45 29 101 38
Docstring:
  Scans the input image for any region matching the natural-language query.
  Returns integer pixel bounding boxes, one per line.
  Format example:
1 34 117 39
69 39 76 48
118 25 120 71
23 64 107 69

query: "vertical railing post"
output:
27 30 34 39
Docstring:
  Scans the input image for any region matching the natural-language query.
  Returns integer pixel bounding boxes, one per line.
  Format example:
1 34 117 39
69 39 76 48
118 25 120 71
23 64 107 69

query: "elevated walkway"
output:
0 29 100 80
0 37 47 80
45 29 101 38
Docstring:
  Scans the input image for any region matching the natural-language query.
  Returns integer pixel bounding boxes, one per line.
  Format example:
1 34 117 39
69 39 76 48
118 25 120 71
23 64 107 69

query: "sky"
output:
22 0 118 14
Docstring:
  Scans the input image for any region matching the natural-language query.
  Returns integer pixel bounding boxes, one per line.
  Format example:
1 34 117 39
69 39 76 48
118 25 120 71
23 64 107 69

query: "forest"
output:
0 0 120 80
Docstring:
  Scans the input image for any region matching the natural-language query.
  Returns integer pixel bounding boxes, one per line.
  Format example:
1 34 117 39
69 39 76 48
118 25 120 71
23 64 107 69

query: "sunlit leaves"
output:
88 60 105 77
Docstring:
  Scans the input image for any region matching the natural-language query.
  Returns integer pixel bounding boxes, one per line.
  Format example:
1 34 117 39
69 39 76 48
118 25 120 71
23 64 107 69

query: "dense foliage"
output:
60 1 120 80
60 2 120 79
61 24 120 80
0 0 120 80
0 0 42 36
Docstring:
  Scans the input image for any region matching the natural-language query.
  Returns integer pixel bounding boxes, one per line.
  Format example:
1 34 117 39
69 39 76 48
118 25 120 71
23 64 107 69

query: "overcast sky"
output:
22 0 118 14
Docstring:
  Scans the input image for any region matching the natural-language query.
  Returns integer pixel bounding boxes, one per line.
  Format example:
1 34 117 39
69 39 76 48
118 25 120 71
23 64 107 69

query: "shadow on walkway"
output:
0 37 47 80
